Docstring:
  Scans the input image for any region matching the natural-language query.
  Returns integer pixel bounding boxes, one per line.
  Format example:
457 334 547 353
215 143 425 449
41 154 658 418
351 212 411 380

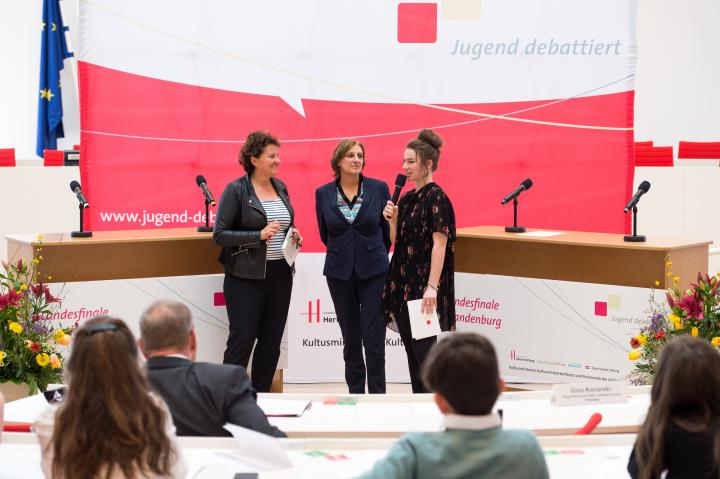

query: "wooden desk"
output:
455 226 711 290
5 228 221 283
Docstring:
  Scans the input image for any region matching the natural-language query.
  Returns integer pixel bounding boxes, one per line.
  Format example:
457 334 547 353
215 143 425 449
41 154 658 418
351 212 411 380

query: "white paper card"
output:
281 228 299 266
407 299 441 340
257 397 311 417
222 423 293 470
517 231 565 237
550 381 628 407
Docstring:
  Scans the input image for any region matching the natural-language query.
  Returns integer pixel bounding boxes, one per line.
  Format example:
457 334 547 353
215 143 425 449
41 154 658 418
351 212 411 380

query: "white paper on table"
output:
281 228 299 266
222 423 293 470
516 231 565 237
257 397 311 417
3 393 49 423
407 299 441 340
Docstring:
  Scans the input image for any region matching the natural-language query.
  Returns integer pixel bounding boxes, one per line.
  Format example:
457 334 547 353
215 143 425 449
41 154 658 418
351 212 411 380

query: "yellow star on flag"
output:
42 22 46 31
40 88 55 101
51 22 57 31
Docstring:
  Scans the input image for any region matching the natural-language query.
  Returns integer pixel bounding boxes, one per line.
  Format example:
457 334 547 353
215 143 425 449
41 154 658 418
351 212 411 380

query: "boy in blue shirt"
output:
357 333 549 479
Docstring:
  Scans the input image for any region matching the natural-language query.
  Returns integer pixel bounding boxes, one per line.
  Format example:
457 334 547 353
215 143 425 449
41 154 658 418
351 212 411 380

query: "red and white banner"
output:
78 0 637 247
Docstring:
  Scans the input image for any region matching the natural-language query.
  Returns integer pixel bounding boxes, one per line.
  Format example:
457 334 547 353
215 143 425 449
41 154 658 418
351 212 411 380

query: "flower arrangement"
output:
0 245 73 394
628 271 720 385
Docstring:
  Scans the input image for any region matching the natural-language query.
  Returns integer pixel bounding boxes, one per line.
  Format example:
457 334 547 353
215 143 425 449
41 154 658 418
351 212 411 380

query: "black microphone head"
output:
196 175 206 186
638 180 650 193
395 174 407 187
70 180 80 191
521 178 533 190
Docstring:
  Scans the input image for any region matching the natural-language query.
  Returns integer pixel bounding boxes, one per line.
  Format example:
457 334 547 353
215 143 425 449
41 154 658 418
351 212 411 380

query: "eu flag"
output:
36 0 73 158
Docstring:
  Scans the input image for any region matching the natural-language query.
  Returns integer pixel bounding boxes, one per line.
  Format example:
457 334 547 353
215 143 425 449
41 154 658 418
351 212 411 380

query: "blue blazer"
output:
315 177 391 281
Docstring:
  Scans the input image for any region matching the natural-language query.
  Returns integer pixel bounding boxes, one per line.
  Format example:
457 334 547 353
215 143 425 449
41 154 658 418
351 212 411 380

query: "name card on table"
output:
550 381 628 407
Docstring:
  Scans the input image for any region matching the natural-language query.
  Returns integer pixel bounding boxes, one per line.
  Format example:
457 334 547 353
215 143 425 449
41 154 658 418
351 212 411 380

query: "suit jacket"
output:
315 177 391 280
145 356 285 438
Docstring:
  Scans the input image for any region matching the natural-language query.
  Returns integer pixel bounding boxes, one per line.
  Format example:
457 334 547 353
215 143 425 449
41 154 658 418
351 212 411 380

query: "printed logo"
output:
302 299 321 323
213 292 225 307
397 3 438 44
594 294 621 317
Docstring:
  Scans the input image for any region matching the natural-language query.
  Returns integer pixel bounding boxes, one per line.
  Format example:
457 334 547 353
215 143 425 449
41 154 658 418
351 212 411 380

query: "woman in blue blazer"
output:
315 140 391 394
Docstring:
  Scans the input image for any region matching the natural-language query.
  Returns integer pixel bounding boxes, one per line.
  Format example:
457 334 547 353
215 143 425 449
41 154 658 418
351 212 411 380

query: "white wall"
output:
0 0 80 159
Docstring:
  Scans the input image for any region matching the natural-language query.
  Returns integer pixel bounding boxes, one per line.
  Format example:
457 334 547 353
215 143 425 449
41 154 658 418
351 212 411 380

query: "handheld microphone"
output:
391 174 407 204
623 181 651 213
500 178 533 205
195 175 216 206
69 180 89 208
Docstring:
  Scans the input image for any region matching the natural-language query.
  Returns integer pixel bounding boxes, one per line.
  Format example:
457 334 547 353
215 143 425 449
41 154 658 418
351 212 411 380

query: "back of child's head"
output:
636 335 720 479
421 333 500 415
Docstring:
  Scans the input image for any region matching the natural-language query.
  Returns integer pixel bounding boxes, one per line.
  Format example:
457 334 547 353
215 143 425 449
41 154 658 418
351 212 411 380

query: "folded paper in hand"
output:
282 228 299 266
407 299 441 340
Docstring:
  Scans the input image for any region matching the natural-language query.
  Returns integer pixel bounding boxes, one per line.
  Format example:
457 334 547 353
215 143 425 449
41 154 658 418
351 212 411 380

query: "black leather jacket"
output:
213 174 294 279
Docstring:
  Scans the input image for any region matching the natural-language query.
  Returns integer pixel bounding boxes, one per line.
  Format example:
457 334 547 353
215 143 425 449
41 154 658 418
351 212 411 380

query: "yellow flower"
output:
57 333 71 346
47 275 52 281
712 337 720 347
49 353 61 369
37 234 43 241
654 280 661 287
32 258 39 265
673 276 680 283
667 271 673 276
19 283 28 291
36 353 50 367
692 327 699 337
666 261 673 267
628 350 642 361
635 334 647 345
54 329 65 343
0 350 5 365
8 321 23 334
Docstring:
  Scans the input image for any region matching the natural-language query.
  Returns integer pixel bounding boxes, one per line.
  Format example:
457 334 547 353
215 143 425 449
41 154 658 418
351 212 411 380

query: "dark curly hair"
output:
239 130 280 174
407 128 443 174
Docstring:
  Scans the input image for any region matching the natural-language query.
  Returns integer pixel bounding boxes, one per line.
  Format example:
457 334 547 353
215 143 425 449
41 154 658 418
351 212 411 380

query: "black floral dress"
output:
382 182 456 332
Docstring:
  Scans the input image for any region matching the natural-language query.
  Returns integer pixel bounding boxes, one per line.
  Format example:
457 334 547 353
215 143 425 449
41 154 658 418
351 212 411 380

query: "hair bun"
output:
418 129 443 150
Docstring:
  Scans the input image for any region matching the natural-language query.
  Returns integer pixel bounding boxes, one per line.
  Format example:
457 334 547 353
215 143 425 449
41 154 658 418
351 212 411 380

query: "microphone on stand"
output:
623 181 650 213
69 180 89 208
391 174 407 204
195 175 216 206
500 178 533 205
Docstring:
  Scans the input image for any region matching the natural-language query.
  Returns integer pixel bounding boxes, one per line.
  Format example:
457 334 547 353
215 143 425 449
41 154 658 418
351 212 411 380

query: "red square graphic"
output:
594 301 607 316
397 3 437 44
214 292 226 307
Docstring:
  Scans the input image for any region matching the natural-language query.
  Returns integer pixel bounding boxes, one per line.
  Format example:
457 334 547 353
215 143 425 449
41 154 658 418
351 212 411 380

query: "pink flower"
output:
0 288 23 309
677 292 703 321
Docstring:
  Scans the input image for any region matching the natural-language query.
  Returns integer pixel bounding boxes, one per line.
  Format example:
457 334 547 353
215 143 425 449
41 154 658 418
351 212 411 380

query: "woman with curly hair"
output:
214 130 300 392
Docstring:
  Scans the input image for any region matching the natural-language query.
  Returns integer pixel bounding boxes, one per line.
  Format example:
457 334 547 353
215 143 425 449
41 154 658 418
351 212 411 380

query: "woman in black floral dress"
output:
382 129 456 393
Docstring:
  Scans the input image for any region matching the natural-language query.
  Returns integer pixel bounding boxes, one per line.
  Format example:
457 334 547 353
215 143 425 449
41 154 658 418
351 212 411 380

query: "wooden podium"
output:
5 228 284 392
455 226 712 291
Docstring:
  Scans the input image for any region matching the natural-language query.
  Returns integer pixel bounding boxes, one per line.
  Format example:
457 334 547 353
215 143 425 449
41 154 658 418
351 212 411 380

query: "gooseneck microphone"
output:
623 181 651 213
196 175 216 206
391 174 407 204
69 180 89 208
500 178 533 205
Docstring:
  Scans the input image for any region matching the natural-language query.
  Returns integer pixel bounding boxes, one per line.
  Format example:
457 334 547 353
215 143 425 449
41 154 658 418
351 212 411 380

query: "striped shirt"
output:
261 198 291 261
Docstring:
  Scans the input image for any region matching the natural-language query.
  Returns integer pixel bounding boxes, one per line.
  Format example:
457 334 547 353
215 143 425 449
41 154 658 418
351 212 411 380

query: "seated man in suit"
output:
139 299 285 437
